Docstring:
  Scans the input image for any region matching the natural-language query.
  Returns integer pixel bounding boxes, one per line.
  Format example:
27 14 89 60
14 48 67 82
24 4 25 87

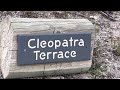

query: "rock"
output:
45 76 64 79
72 73 93 79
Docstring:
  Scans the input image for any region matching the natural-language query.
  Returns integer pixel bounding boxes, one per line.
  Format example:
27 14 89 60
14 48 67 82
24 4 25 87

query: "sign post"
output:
0 18 95 78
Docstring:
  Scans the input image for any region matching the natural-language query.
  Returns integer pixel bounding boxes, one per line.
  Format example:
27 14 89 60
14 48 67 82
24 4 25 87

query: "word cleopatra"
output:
27 37 84 60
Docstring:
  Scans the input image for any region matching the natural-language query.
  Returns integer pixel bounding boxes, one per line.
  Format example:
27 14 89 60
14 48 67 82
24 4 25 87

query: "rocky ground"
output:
0 11 120 79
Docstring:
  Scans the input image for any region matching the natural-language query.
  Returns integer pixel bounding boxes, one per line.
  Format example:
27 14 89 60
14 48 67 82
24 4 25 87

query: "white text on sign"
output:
27 37 84 60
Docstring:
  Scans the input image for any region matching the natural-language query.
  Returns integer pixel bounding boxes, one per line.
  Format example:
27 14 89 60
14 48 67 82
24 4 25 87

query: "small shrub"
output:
116 44 120 55
88 63 102 78
113 42 120 56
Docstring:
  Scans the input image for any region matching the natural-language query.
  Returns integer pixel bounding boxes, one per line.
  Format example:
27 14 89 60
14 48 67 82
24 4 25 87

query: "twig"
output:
98 11 117 21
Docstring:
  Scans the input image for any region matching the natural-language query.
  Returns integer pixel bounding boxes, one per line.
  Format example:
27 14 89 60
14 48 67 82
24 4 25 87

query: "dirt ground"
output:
0 11 120 79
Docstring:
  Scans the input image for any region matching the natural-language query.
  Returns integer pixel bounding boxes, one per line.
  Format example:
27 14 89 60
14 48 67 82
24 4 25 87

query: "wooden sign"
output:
0 18 95 78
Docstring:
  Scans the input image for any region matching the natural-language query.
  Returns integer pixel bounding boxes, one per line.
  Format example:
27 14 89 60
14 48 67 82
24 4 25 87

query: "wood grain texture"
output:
0 22 1 68
0 16 12 78
1 18 95 79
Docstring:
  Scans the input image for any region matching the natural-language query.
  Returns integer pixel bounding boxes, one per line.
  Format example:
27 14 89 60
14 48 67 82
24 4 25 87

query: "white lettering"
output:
74 39 79 46
55 40 61 49
33 50 40 60
37 39 39 48
53 52 57 59
69 37 73 47
40 40 47 48
78 39 84 46
48 41 54 48
28 39 36 49
39 52 46 60
65 51 70 58
47 52 52 59
71 51 76 57
62 39 68 47
57 51 64 59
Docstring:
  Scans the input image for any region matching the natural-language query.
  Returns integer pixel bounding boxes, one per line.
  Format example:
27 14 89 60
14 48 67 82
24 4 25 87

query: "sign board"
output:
17 33 91 65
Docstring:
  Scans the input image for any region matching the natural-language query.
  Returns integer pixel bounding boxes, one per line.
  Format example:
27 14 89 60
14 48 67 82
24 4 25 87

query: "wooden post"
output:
0 16 11 71
0 18 95 79
0 21 1 69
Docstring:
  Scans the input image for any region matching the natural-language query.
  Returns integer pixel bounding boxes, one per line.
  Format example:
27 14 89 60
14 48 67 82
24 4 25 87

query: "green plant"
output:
88 63 102 78
116 43 120 55
112 38 120 56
